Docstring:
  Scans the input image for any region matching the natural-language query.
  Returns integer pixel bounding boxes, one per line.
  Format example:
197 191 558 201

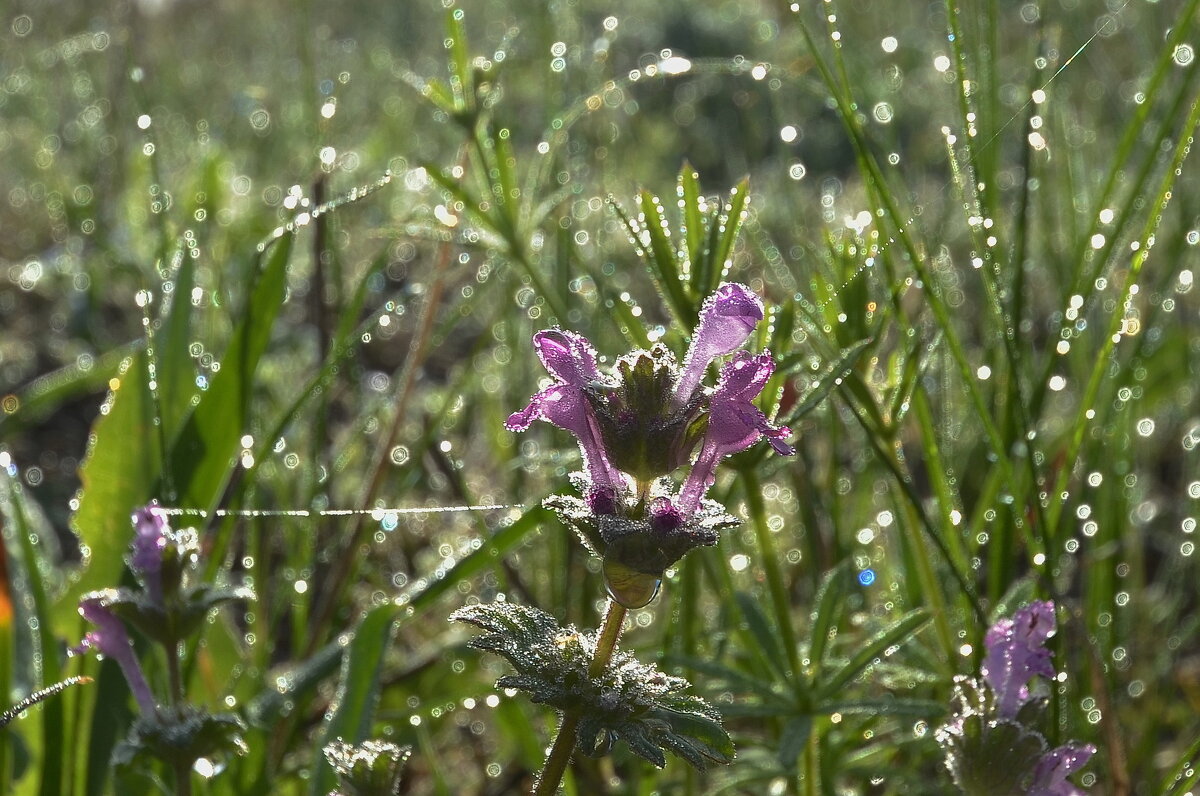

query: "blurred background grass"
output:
1 0 1199 793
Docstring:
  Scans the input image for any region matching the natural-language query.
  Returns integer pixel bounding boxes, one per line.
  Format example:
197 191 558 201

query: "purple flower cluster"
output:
983 602 1096 795
938 601 1096 795
507 284 794 604
509 282 792 506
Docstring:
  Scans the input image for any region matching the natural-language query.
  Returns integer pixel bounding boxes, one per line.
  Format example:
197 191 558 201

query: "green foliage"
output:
451 602 734 771
0 0 1197 791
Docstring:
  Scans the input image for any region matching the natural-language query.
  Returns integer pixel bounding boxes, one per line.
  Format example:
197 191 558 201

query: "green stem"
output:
173 759 193 796
166 641 184 707
534 600 628 795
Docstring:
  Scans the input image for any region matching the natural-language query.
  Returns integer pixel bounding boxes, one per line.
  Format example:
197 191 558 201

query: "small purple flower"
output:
982 600 1057 718
510 284 792 595
506 328 622 492
1028 743 1097 796
674 283 765 403
72 593 156 715
679 351 794 513
130 504 170 602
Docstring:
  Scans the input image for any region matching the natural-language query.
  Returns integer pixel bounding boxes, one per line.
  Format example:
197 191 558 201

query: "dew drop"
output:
602 558 661 609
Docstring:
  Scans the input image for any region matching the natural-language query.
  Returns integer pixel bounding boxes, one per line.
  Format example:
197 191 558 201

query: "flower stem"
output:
533 599 628 795
167 640 185 706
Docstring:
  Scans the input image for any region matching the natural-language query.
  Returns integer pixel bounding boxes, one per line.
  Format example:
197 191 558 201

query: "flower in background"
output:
937 601 1096 795
130 504 170 603
982 599 1057 719
71 592 157 715
70 504 252 779
509 283 793 606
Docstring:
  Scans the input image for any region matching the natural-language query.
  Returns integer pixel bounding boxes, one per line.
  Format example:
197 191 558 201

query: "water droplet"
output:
602 558 660 609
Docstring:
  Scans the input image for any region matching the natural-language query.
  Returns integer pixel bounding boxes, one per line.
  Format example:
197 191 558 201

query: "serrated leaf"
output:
452 602 732 772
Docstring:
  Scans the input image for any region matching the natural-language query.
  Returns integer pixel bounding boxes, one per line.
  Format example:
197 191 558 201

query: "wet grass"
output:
1 0 1199 793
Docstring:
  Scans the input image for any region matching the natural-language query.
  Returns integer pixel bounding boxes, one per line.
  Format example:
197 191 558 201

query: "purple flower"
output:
72 592 157 715
679 351 794 513
1028 743 1097 796
506 328 622 492
982 600 1057 718
674 283 765 403
510 283 793 553
130 504 169 602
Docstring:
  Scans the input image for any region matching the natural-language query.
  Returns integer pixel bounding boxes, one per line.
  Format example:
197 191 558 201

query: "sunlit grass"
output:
1 0 1198 793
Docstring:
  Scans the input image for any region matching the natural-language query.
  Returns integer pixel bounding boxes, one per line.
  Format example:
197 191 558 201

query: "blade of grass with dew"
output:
814 608 930 699
0 342 138 441
166 232 295 513
308 603 398 796
0 477 68 796
1044 84 1200 539
634 188 692 326
151 241 197 445
702 178 750 298
61 347 159 628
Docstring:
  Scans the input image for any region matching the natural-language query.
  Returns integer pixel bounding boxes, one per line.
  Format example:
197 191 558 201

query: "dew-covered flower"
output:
130 504 170 602
506 328 623 491
509 283 793 606
679 351 795 513
72 592 156 715
1028 743 1097 796
937 600 1095 795
673 283 765 402
982 600 1057 718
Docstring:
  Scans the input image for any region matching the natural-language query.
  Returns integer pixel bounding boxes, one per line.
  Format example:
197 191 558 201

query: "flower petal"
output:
674 283 764 401
130 504 169 600
1028 743 1096 796
534 328 602 386
76 594 157 715
678 351 793 512
982 600 1057 718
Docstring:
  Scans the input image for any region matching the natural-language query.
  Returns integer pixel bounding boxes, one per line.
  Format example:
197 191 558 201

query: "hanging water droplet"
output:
602 558 660 609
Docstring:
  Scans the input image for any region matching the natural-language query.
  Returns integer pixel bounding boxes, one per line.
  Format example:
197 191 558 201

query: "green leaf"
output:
705 177 749 294
734 591 789 680
0 341 138 439
64 349 160 626
816 609 930 699
807 562 849 674
635 189 691 325
663 655 783 704
780 337 875 426
776 716 811 771
309 604 398 796
167 233 294 511
678 162 705 291
152 244 197 442
0 477 68 795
